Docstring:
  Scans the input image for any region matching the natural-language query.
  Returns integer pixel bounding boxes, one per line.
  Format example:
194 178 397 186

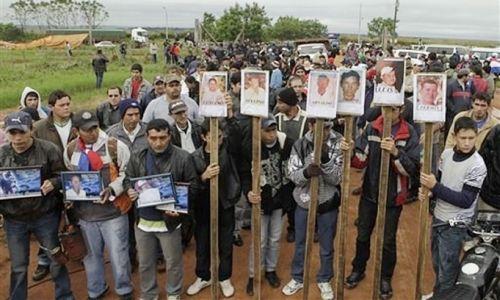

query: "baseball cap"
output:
380 66 394 76
119 98 141 118
73 110 99 130
165 74 182 84
153 75 166 84
169 100 188 114
261 113 277 129
458 68 470 76
4 111 32 133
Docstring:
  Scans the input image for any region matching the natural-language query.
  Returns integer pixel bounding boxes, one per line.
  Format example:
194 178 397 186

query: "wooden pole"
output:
209 117 219 300
371 107 392 300
302 119 325 300
335 116 354 299
251 117 262 300
415 123 434 300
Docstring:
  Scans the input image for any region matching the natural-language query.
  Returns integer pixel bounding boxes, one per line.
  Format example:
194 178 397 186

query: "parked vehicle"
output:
131 27 149 47
94 41 116 48
471 47 500 63
394 49 428 66
423 44 468 58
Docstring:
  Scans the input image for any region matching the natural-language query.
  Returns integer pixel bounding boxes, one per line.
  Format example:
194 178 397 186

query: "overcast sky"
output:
1 0 499 41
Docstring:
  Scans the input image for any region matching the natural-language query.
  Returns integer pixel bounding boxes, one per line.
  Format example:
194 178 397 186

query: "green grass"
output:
0 45 166 111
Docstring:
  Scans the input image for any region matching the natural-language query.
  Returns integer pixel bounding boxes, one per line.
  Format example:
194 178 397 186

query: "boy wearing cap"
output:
0 112 75 300
245 114 295 296
107 98 148 154
96 86 123 131
282 118 344 300
123 63 151 101
343 105 420 299
64 110 133 300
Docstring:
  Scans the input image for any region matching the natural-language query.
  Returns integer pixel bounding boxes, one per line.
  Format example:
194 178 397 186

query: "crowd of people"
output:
0 38 499 300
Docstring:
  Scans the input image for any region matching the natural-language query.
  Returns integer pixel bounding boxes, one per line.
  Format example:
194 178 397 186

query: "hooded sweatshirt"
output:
19 87 49 119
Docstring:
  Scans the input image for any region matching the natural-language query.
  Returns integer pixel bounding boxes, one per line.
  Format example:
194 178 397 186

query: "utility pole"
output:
393 0 399 37
357 3 362 44
162 6 169 40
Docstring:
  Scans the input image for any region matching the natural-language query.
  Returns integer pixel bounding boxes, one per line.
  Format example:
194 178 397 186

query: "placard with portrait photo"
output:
131 173 176 208
413 73 447 123
61 171 102 201
240 69 269 117
336 68 366 116
199 72 228 117
306 70 339 119
156 182 190 214
373 58 406 106
0 166 42 200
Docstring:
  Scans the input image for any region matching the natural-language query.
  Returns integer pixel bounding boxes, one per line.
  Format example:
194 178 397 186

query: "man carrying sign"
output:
344 105 420 299
282 119 344 300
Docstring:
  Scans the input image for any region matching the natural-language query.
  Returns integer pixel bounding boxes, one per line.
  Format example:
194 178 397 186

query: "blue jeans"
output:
79 215 132 298
291 206 338 283
5 211 74 300
431 218 468 294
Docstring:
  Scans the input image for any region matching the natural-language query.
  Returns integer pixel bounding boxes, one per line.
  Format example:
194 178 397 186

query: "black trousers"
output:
286 201 296 232
194 205 235 281
351 199 403 279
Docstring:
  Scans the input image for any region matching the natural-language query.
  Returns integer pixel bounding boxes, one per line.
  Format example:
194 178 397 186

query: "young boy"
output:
420 116 487 296
245 114 294 296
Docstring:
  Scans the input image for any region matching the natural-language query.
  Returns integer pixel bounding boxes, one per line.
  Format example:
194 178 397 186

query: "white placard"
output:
373 58 406 106
199 71 227 117
336 68 366 116
240 69 269 117
413 73 447 123
306 70 338 119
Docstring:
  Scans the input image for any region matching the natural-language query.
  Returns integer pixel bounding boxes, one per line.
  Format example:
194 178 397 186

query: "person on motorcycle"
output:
420 116 487 297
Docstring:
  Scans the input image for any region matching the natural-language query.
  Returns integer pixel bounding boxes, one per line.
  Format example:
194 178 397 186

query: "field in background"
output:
0 45 166 111
339 34 499 48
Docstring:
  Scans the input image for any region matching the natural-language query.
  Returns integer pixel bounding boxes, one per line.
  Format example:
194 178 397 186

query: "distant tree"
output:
367 17 397 42
201 12 218 42
0 23 23 41
76 0 109 44
270 16 327 40
8 0 31 32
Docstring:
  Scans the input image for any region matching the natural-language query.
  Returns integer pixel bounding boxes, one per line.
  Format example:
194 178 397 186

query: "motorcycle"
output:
433 211 500 300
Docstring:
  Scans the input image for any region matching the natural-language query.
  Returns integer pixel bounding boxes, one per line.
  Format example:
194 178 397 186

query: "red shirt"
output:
131 79 141 100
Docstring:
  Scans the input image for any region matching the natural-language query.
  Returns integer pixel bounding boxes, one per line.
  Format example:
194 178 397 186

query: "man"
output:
106 98 148 269
149 42 158 64
445 68 475 136
187 98 241 298
229 73 241 116
0 112 74 300
169 100 203 154
96 86 123 131
140 75 167 112
420 116 487 297
340 70 361 102
92 49 109 89
123 63 151 101
245 114 294 296
19 86 49 119
282 119 344 300
345 105 420 299
185 76 200 104
270 60 283 90
445 92 498 150
31 89 77 281
66 174 87 199
417 78 439 106
125 119 199 300
377 66 398 92
275 87 308 242
142 74 201 125
64 110 133 300
192 63 207 82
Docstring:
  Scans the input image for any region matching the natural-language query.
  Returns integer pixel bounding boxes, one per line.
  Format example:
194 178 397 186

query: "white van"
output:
393 49 428 65
471 47 499 62
423 44 468 57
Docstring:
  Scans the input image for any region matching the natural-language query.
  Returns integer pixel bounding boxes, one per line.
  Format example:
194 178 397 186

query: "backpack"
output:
66 137 132 214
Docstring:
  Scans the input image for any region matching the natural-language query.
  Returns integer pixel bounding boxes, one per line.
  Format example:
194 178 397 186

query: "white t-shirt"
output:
55 120 72 149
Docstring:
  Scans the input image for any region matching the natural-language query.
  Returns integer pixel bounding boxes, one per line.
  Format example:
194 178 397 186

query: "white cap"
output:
381 66 394 76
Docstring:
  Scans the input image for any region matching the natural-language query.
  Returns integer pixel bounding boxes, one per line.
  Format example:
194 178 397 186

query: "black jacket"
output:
0 139 65 221
124 144 199 231
479 124 500 209
352 116 421 207
170 121 203 150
